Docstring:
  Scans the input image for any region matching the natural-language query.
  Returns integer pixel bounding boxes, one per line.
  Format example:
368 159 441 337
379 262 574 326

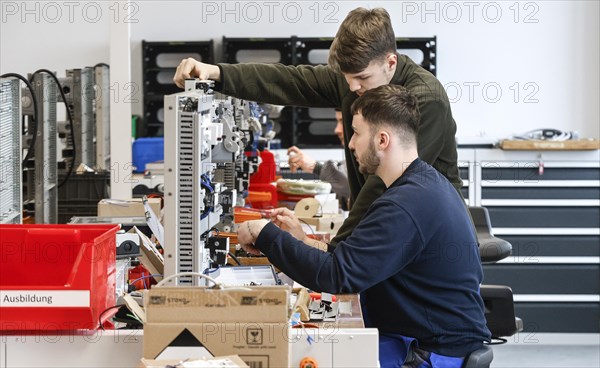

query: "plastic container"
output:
0 224 119 330
58 172 110 223
132 137 164 173
58 172 110 202
58 203 100 224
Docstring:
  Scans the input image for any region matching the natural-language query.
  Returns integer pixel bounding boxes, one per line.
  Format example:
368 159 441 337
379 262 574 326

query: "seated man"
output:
287 109 351 209
238 85 491 368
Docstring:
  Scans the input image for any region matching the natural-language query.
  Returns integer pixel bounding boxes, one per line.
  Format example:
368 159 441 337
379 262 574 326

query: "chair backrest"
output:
468 206 512 263
469 206 494 234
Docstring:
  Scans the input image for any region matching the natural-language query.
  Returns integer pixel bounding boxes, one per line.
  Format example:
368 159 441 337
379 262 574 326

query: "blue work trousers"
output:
379 334 464 368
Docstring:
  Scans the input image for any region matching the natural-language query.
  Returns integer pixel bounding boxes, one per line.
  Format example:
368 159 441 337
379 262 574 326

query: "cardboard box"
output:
298 213 345 234
139 355 249 367
98 198 161 217
144 286 290 368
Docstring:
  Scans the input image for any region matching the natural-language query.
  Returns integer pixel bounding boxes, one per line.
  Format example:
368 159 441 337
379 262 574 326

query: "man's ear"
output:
377 130 391 150
386 52 397 70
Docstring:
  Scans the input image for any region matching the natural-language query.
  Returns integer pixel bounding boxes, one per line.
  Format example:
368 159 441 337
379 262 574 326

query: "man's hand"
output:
287 146 317 173
237 219 269 255
240 243 261 256
270 208 308 242
173 58 221 88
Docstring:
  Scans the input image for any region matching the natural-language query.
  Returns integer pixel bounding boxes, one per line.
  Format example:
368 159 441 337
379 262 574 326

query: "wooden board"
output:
500 139 600 150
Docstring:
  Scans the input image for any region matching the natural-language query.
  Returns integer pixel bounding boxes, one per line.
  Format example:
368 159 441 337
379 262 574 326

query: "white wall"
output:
1 0 598 140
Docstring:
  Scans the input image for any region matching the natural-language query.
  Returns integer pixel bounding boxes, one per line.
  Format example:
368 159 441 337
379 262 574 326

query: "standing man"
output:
174 8 459 246
237 85 491 367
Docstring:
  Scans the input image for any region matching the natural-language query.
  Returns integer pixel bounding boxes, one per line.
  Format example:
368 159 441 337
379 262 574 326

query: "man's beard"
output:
357 140 380 175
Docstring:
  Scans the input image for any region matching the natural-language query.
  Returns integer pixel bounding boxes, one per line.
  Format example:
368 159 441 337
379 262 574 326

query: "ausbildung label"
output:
0 291 90 307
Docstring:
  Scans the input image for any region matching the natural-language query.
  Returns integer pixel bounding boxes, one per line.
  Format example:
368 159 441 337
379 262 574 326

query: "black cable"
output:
94 63 110 69
29 69 75 188
228 251 242 266
98 304 124 330
1 73 39 167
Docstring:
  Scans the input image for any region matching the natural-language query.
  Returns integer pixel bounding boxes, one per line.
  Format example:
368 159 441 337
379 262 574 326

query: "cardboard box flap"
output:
145 286 290 323
98 198 161 217
139 355 249 367
144 322 289 365
143 324 207 360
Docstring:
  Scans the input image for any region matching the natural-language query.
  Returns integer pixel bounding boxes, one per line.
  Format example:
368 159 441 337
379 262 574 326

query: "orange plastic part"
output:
247 190 272 203
234 208 263 223
128 265 157 290
247 183 278 209
299 357 318 368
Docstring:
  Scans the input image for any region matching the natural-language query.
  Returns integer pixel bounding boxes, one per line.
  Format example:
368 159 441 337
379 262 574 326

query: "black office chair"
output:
462 207 524 368
469 207 512 264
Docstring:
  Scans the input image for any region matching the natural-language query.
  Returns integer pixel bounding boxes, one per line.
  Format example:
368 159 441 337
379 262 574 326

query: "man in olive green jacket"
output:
174 7 460 247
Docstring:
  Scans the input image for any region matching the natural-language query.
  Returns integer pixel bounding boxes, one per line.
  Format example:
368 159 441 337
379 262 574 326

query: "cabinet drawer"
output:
500 235 600 257
488 207 599 228
481 167 599 181
482 187 600 200
514 303 599 333
459 167 469 181
482 264 599 294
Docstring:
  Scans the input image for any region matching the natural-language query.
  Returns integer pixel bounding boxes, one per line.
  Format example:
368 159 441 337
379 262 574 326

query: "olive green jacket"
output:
215 55 460 245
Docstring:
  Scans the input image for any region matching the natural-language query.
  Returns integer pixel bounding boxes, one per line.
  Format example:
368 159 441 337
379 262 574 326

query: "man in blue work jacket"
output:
238 85 491 367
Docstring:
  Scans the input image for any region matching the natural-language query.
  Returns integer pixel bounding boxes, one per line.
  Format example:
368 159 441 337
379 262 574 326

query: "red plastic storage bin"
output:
0 224 119 331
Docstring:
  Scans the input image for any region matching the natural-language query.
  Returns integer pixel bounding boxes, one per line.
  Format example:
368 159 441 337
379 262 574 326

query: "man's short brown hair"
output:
328 7 397 74
351 85 420 145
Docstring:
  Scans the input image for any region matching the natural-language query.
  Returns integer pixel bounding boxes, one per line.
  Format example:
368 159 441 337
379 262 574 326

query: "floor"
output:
490 333 599 368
